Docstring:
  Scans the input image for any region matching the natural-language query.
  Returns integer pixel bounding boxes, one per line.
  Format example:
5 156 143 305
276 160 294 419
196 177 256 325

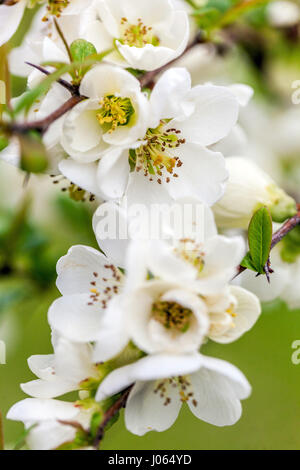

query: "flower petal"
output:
125 380 181 436
174 85 239 146
7 398 78 423
165 144 228 206
149 68 192 127
97 149 130 199
48 294 104 342
21 378 76 399
56 245 117 296
96 353 203 401
189 356 251 426
211 286 261 344
58 159 101 197
0 0 26 47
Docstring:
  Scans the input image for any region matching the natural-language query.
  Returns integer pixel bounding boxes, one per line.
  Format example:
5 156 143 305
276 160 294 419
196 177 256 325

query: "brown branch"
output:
235 205 300 278
25 62 77 95
93 387 132 450
139 31 206 89
11 94 85 135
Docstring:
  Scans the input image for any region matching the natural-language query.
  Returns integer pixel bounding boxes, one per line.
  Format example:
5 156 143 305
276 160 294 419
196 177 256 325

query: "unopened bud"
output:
213 157 297 229
19 131 48 173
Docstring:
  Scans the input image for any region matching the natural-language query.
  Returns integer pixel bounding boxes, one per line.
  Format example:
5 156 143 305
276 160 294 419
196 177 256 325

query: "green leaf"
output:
240 252 259 272
70 39 97 63
248 206 273 274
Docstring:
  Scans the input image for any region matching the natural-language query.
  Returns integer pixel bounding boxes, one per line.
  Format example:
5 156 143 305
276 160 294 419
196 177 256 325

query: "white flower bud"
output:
213 157 297 229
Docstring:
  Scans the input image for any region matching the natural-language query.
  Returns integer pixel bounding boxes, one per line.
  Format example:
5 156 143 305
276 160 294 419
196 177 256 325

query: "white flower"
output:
0 0 27 47
89 68 239 204
9 1 93 78
95 353 251 434
267 1 300 27
48 244 127 361
7 398 92 450
20 334 99 399
124 229 245 297
213 157 296 229
118 280 210 356
58 64 149 195
92 211 260 360
81 0 189 71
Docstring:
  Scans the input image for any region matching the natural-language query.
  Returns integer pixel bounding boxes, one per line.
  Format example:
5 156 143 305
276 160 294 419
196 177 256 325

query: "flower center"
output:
134 121 185 184
41 0 70 20
152 300 193 333
96 95 135 133
120 17 160 48
153 376 198 407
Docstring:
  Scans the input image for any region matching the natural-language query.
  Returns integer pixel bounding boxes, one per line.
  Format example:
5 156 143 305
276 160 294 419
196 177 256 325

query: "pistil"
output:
96 95 135 133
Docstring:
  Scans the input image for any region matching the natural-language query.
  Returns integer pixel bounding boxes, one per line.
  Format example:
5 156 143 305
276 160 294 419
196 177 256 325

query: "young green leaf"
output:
70 39 97 63
248 206 273 274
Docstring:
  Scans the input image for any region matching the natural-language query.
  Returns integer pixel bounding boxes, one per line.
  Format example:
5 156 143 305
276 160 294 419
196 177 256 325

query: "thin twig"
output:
25 62 78 95
11 94 85 135
93 387 132 450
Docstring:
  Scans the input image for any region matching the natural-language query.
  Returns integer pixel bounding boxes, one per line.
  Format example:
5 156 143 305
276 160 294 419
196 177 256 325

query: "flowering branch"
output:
93 387 132 450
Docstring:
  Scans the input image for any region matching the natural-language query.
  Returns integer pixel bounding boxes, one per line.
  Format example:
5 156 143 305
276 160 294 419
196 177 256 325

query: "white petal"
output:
21 378 76 399
195 236 245 294
117 43 176 72
149 67 192 127
7 398 78 423
0 0 26 47
60 99 107 162
93 201 133 268
48 294 104 342
82 19 114 53
211 286 261 344
165 144 228 206
54 337 95 383
96 353 203 401
93 296 130 362
125 381 181 436
97 149 130 199
189 356 251 426
58 159 101 197
228 84 254 107
0 138 20 167
27 355 55 381
175 85 239 146
56 245 117 296
27 421 76 451
79 64 142 100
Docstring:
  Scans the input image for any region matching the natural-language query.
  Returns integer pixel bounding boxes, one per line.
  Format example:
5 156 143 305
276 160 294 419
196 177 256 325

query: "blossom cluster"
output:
1 0 299 451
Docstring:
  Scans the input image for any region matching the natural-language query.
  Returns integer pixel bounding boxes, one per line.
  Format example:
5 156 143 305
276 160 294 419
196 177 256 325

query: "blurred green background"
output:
1 1 300 450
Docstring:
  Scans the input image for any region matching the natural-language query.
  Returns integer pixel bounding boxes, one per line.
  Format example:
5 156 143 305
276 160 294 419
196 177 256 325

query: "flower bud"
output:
213 157 297 229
